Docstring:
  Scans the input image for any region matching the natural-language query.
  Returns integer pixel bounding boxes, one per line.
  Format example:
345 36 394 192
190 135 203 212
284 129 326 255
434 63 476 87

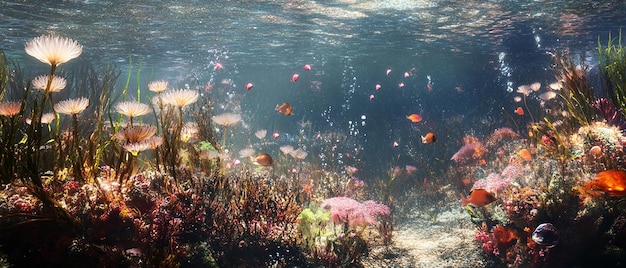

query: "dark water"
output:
1 0 626 182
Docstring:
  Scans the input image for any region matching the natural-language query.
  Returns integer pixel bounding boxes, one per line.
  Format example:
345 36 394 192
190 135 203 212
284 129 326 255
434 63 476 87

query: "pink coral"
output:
451 142 487 162
486 127 518 146
472 164 522 194
472 173 510 194
321 197 389 227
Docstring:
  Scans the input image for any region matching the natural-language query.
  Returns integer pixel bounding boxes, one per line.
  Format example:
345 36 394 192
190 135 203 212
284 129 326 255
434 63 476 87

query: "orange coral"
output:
492 224 518 251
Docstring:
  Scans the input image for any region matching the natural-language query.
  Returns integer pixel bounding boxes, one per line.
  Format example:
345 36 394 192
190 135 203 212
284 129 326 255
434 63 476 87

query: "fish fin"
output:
461 194 469 206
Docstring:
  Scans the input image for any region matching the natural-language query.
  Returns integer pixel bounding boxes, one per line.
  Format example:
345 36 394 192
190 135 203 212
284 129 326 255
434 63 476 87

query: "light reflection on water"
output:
1 0 625 181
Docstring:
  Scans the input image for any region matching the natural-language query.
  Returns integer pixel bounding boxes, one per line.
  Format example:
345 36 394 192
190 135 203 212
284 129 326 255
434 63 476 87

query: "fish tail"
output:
460 194 469 206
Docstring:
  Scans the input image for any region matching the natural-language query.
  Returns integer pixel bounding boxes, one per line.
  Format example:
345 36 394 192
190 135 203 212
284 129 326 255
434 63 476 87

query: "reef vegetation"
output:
0 35 391 267
450 32 626 267
3 30 626 268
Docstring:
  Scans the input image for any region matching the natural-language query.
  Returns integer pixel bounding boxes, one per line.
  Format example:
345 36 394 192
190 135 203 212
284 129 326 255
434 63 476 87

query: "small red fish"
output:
386 69 392 76
272 132 280 139
214 62 223 70
291 74 300 82
404 72 410 78
427 82 433 92
392 141 399 148
421 132 437 144
375 84 381 91
245 82 254 90
461 189 496 207
369 94 375 102
406 114 422 123
398 82 405 89
303 64 311 71
515 107 524 115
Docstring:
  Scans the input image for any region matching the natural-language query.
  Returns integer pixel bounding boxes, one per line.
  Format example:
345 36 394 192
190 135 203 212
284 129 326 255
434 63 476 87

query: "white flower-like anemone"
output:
123 141 151 156
148 80 168 93
32 75 67 93
255 129 267 140
0 101 22 117
54 97 89 115
212 113 242 127
115 101 151 118
25 34 82 66
160 89 199 108
112 124 156 144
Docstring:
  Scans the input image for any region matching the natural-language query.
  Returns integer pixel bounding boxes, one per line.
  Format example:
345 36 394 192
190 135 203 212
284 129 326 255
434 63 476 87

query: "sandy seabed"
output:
363 202 486 268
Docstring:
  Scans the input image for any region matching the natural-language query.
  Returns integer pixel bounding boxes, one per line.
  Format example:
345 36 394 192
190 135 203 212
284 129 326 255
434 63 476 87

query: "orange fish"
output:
462 189 496 207
406 114 422 123
514 107 524 115
291 74 300 82
253 153 275 167
583 169 626 197
214 62 223 70
303 64 311 71
519 148 532 161
276 102 292 116
421 132 437 144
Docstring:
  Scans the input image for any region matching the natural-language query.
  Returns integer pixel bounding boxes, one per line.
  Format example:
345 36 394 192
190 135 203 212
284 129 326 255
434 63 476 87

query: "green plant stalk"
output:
71 114 83 181
598 30 626 116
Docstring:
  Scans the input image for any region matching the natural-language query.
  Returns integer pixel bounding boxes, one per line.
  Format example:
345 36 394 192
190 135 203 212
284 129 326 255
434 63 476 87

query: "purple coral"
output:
321 197 389 227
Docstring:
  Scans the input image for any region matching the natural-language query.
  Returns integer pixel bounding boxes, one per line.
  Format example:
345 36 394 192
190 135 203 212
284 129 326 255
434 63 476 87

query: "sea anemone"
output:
279 145 294 155
25 34 82 66
290 148 308 160
180 122 199 142
0 101 22 117
25 113 55 125
160 89 199 108
123 141 151 156
32 75 66 93
212 113 241 127
146 136 164 149
255 129 267 140
115 101 151 119
112 124 157 144
54 97 89 115
239 148 256 158
148 80 169 93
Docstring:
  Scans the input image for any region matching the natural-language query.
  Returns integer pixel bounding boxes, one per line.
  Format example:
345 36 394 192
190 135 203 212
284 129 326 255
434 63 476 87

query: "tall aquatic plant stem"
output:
70 114 83 181
598 30 626 116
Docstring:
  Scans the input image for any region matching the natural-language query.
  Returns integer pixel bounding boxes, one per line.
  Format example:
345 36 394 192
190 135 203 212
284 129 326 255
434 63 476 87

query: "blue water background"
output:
1 0 625 184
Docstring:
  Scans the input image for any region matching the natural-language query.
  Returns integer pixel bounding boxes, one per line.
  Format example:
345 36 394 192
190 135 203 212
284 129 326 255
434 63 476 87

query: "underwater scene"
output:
1 1 626 267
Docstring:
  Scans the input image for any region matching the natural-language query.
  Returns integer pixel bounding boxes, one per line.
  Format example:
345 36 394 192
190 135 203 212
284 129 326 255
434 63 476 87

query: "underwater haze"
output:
3 1 626 267
2 1 625 180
